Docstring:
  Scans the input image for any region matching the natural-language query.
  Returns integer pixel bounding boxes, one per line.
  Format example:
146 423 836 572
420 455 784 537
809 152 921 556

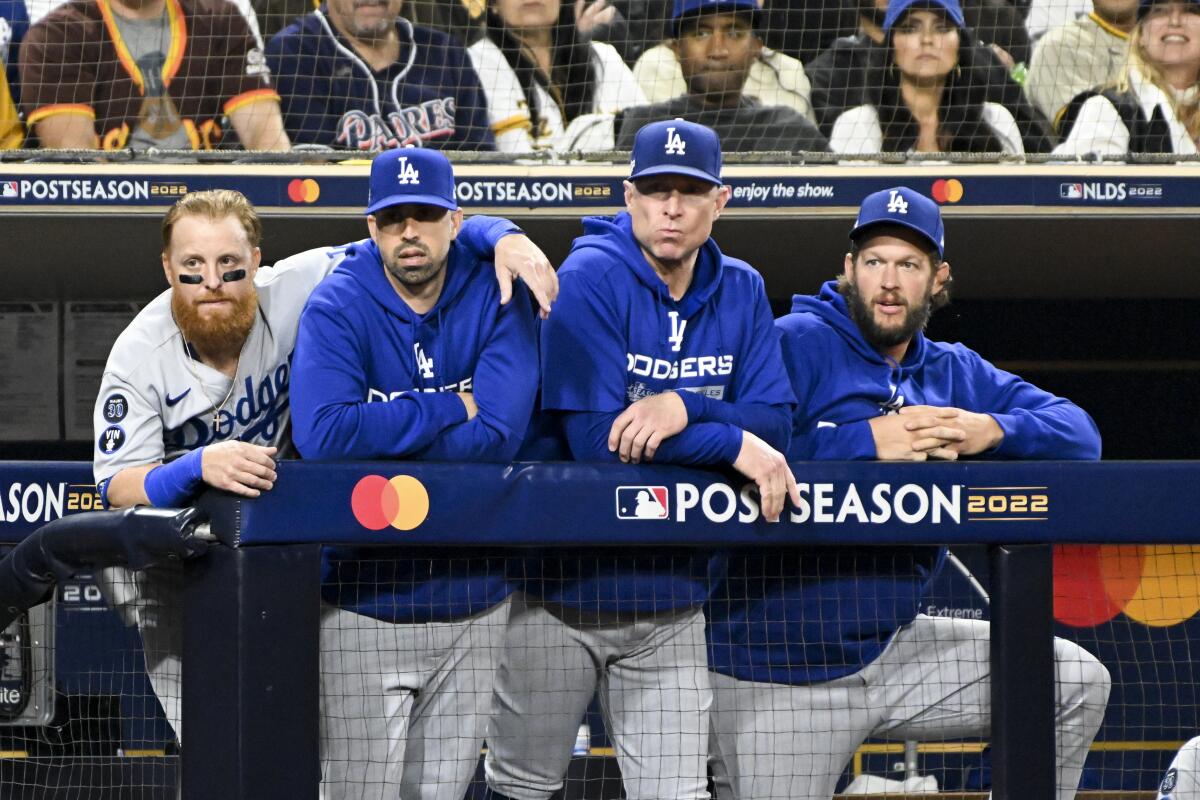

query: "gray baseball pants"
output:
709 615 1111 800
484 594 711 800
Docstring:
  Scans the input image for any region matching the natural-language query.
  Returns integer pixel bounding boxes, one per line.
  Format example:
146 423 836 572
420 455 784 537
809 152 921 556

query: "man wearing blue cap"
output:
618 0 827 151
483 119 798 800
705 186 1110 799
290 147 542 800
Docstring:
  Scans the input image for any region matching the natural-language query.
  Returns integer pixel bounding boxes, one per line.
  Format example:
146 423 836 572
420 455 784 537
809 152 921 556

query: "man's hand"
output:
458 392 479 421
608 392 688 463
201 442 278 497
869 411 964 461
732 431 801 523
899 405 1003 456
494 234 558 319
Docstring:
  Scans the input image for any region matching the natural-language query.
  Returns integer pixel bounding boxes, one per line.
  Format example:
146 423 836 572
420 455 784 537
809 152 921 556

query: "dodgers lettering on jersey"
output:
162 365 291 450
623 330 736 402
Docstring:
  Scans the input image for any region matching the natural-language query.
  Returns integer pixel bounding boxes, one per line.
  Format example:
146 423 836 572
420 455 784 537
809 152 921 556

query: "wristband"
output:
144 447 205 507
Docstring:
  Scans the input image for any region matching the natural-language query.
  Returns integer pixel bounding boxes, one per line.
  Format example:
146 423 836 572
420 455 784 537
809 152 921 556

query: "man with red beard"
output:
704 186 1109 799
92 187 556 748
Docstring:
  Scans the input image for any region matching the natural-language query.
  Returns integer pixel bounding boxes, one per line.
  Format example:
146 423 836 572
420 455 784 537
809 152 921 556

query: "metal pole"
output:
989 543 1055 799
181 543 321 800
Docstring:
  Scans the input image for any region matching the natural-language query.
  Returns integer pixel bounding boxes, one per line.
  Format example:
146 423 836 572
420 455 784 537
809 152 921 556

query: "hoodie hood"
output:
571 212 724 320
334 237 482 392
790 280 928 368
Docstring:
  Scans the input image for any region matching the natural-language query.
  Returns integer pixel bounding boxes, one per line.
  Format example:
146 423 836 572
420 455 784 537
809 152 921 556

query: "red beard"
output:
172 285 258 359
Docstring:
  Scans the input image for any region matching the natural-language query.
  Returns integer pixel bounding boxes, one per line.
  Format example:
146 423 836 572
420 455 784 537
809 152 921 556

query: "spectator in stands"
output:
266 0 494 150
1055 0 1200 156
807 0 1041 138
1026 0 1137 125
705 185 1110 800
1026 0 1090 44
19 0 288 150
826 0 1054 154
467 0 645 151
761 0 1029 71
616 0 827 150
1 0 29 148
631 0 817 122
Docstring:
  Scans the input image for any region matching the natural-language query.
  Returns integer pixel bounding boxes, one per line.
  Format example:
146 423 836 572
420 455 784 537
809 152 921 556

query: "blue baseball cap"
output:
849 186 945 260
671 0 760 35
629 119 723 186
366 148 458 216
1138 0 1200 20
883 0 966 32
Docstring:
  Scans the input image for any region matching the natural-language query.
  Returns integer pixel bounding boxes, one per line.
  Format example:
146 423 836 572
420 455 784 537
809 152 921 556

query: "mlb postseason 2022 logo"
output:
613 480 1051 526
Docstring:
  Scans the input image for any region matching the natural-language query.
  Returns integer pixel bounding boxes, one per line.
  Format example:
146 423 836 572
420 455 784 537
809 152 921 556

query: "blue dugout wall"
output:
2 460 1200 797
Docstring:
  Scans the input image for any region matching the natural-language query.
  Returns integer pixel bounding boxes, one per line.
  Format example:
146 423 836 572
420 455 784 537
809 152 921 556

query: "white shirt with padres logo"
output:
92 246 347 491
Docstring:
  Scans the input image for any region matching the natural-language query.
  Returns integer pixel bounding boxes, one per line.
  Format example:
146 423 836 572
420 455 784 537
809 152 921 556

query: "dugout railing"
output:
4 459 1200 799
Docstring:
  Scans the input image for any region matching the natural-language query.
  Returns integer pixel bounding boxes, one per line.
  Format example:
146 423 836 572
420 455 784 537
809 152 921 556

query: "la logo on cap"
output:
886 189 909 214
665 126 686 155
396 156 420 186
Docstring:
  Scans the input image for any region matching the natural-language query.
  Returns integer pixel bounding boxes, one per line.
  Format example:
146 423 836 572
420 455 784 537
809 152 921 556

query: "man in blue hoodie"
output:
705 186 1110 799
483 119 798 800
289 148 539 800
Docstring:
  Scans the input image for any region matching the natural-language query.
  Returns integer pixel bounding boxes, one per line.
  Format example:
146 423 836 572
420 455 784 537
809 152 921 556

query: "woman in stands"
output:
1055 0 1200 156
468 0 646 152
828 0 1054 155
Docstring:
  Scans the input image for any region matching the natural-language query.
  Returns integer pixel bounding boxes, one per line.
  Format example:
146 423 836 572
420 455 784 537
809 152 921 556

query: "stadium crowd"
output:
2 0 1199 155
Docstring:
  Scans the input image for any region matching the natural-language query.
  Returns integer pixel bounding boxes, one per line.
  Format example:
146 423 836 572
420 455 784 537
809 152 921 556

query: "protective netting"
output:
1 547 1197 797
2 0 1197 160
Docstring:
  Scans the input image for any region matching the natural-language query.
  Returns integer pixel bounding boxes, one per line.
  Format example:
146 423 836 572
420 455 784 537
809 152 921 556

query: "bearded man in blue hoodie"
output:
290 148 539 800
483 119 798 800
705 186 1111 800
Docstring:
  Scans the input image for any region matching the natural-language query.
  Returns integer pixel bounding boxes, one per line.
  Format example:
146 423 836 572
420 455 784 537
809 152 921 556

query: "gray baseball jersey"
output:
93 244 347 489
91 244 345 743
1160 737 1200 800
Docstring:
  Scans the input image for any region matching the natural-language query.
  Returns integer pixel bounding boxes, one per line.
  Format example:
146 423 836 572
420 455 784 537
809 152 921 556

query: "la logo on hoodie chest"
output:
625 310 734 383
366 342 473 400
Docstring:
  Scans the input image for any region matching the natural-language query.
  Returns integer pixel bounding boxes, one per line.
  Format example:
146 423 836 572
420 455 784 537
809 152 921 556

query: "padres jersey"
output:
21 0 277 151
265 8 494 150
93 247 340 491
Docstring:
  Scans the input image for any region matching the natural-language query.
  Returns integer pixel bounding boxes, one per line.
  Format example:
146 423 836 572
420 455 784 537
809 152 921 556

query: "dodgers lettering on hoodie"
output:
706 279 1101 685
290 236 538 624
538 212 795 612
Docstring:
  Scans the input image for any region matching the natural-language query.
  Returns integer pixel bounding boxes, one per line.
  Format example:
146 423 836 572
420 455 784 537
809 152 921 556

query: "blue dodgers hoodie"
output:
706 280 1101 685
538 212 795 612
291 235 538 623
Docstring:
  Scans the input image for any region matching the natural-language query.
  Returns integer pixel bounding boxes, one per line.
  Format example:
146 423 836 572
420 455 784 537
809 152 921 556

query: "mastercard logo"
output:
350 475 430 531
931 178 964 204
287 178 320 203
1054 544 1200 627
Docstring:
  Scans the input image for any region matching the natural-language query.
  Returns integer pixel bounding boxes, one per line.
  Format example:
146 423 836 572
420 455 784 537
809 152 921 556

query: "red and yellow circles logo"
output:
287 178 320 203
350 475 430 531
930 178 964 204
1054 544 1200 627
